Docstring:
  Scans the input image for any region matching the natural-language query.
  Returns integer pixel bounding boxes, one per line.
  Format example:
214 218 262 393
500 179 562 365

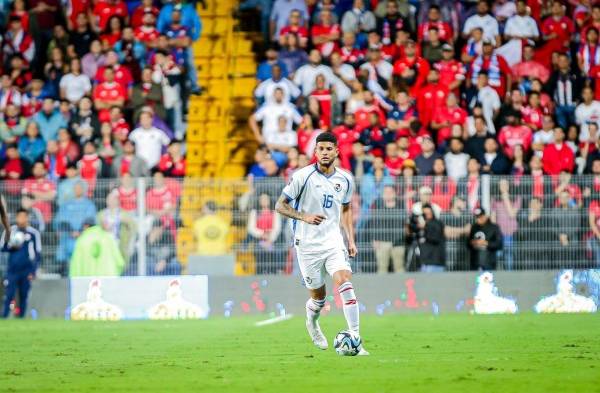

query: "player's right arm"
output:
0 196 10 239
275 171 325 225
275 195 324 225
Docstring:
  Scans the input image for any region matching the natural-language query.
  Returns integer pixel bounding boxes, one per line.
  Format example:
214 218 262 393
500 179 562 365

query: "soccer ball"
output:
333 330 361 356
8 231 26 248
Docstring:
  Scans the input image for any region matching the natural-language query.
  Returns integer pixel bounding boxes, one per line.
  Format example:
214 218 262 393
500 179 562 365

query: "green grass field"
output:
1 314 599 392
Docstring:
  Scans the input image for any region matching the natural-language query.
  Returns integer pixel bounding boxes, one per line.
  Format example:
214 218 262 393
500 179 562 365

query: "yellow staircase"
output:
179 0 261 273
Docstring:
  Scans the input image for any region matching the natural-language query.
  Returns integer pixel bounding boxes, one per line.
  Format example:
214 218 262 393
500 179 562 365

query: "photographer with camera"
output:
406 202 446 272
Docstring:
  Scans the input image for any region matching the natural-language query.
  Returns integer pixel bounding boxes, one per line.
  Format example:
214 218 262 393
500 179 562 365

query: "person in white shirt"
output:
473 72 501 134
266 116 298 157
359 46 393 96
575 86 600 142
60 58 92 104
254 64 301 104
249 87 302 144
504 0 539 41
330 52 356 87
293 49 351 101
532 114 555 152
128 111 171 168
444 137 469 180
462 0 500 45
275 132 368 355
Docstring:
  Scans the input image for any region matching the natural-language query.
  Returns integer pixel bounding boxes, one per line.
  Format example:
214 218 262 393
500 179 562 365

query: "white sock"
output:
306 298 325 324
338 282 359 334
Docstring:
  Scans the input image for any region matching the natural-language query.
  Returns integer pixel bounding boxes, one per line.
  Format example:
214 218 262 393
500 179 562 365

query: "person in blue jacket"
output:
1 209 42 319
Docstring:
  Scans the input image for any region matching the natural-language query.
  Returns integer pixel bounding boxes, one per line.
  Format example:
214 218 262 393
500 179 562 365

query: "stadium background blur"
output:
0 0 599 280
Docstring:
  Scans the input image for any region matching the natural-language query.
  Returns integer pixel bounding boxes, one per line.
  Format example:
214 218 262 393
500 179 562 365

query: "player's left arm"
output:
342 203 357 258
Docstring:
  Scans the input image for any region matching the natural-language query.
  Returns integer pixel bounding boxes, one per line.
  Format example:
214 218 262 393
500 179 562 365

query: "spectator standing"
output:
1 209 41 318
18 122 46 167
462 0 500 44
366 185 406 273
53 182 97 273
418 204 446 273
491 179 521 270
478 137 511 175
97 192 136 263
575 87 600 143
249 87 302 145
34 98 68 142
553 190 583 267
468 208 503 271
269 0 308 42
341 0 376 45
193 201 230 255
516 197 549 267
444 138 469 180
247 193 282 274
441 196 471 270
414 135 441 176
546 53 581 131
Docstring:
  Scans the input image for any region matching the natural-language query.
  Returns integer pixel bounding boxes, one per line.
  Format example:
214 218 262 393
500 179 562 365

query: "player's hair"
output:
315 132 338 145
16 208 29 215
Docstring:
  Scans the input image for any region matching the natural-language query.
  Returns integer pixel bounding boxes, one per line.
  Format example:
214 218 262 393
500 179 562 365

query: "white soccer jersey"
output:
282 164 354 252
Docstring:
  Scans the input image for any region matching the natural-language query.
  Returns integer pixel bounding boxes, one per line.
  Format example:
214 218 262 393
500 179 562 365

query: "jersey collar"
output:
314 163 336 178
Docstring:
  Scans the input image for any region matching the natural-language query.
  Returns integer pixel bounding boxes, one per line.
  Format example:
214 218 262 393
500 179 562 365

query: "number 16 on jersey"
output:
322 194 333 208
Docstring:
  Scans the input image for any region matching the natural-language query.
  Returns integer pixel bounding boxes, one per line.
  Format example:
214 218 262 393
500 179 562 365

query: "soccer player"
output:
275 132 368 355
1 209 42 318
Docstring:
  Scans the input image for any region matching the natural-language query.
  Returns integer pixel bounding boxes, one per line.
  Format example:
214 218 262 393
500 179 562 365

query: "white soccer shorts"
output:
295 246 352 290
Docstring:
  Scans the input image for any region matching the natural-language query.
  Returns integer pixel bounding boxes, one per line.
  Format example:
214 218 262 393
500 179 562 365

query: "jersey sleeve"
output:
343 174 354 205
281 171 303 202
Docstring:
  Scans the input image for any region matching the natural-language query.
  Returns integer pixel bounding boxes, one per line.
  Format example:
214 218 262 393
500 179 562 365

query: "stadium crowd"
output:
241 0 600 272
0 0 200 275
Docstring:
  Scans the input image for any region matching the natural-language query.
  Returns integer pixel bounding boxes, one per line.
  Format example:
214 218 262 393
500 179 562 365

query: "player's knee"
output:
333 270 352 287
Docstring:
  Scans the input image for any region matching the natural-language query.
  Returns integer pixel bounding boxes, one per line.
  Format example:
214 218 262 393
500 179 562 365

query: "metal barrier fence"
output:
0 174 599 276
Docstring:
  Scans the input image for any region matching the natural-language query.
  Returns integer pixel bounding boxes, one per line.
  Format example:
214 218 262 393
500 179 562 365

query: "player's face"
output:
16 212 28 228
315 142 338 167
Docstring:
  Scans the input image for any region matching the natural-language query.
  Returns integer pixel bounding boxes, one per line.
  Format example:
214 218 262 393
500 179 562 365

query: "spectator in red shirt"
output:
131 0 160 29
354 90 386 131
94 51 134 93
310 74 333 128
543 127 575 175
513 45 550 86
146 170 177 230
383 142 403 176
93 67 127 121
416 68 449 128
578 27 600 76
311 9 340 58
279 9 309 48
332 113 359 171
337 31 365 67
469 39 512 97
22 161 57 223
392 39 430 96
418 5 453 43
93 0 128 33
522 92 545 131
431 93 467 146
538 1 574 67
78 141 103 195
135 11 160 49
0 144 27 194
498 111 532 159
112 173 137 211
158 140 186 177
435 44 465 95
100 15 123 49
57 128 81 165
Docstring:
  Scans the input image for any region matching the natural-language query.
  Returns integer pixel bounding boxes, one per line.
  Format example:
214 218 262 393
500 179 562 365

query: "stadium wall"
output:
14 270 599 319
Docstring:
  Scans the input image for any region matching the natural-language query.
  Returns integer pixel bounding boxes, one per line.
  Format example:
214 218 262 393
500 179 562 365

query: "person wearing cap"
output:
469 38 512 97
359 45 393 95
462 0 500 45
435 43 466 96
468 208 503 271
